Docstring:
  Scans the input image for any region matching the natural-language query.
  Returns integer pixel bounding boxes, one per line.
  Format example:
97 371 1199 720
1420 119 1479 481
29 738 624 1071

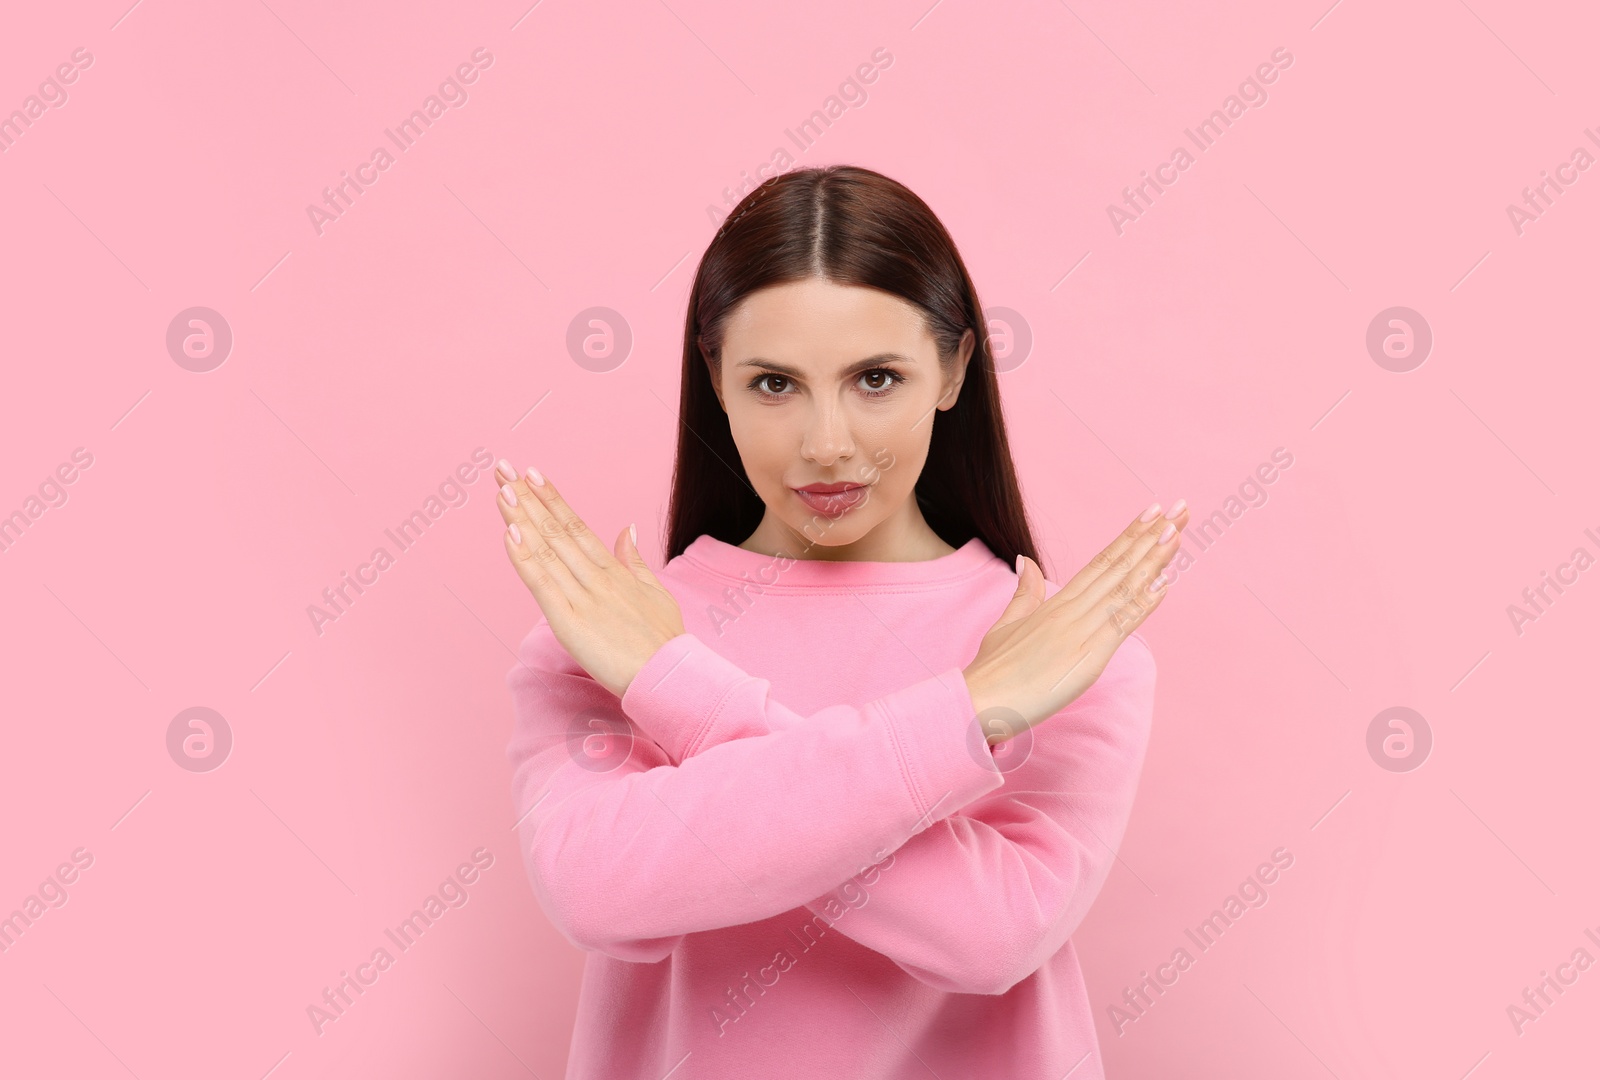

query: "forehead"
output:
721 279 933 366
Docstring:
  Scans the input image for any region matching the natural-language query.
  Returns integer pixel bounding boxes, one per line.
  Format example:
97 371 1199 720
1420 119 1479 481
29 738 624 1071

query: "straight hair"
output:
664 164 1044 575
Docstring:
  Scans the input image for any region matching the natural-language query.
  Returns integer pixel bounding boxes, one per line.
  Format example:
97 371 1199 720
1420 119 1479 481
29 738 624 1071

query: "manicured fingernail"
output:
497 458 517 479
508 522 521 544
1139 502 1162 523
1157 522 1176 543
1164 499 1186 520
526 465 546 487
1147 572 1168 594
629 522 637 546
500 483 517 506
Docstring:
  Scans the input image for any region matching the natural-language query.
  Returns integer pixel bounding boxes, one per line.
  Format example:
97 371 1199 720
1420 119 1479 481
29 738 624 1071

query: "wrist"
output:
962 664 1035 744
621 629 684 697
961 664 995 720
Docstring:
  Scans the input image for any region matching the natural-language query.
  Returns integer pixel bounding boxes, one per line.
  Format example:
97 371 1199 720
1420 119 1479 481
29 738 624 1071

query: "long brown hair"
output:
664 164 1044 575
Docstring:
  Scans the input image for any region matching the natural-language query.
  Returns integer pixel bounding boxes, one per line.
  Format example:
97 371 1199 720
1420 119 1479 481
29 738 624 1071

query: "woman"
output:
498 165 1188 1079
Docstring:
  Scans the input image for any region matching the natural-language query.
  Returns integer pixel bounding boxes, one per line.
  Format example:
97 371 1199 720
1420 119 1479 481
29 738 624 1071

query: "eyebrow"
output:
733 352 918 378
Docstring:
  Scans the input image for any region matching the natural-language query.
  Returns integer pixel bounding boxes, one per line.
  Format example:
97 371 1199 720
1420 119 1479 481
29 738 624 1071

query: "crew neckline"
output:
678 533 999 589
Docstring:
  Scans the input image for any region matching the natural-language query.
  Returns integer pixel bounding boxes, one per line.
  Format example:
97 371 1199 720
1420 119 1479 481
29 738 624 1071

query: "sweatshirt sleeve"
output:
795 632 1158 995
632 597 1160 997
504 620 1007 962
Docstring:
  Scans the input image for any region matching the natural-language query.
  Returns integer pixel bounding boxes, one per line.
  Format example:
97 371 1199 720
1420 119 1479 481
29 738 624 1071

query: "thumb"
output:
991 553 1046 628
615 522 661 584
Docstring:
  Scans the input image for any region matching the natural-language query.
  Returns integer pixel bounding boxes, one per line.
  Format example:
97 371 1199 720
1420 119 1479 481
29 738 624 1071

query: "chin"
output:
790 515 876 548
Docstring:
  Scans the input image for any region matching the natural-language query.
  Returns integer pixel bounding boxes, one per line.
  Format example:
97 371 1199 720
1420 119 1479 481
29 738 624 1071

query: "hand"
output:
962 502 1190 740
495 461 686 699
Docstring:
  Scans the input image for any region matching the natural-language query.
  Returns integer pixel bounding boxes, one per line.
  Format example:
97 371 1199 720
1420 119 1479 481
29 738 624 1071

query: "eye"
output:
748 373 792 398
857 369 902 398
746 368 904 401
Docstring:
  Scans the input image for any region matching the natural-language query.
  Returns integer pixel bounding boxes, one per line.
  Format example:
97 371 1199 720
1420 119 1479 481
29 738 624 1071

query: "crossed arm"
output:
507 612 1155 995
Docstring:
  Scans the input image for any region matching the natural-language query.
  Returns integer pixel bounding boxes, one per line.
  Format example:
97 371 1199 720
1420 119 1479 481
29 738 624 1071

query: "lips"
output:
792 483 868 518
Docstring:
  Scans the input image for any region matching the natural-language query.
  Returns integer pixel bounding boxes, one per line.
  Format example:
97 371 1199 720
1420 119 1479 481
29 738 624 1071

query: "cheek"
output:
727 410 794 481
856 420 924 486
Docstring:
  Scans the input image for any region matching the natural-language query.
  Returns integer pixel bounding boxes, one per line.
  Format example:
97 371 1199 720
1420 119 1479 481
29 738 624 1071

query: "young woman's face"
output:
710 277 975 552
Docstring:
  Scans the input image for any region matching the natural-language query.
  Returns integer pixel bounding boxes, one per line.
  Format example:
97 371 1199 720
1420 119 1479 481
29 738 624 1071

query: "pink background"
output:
2 1 1596 1076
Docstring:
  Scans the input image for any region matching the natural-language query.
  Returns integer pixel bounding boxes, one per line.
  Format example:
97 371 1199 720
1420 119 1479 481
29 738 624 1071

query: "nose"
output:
800 398 854 468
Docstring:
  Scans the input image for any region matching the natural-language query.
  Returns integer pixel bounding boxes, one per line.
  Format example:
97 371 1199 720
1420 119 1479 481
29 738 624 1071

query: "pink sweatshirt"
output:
505 533 1157 1079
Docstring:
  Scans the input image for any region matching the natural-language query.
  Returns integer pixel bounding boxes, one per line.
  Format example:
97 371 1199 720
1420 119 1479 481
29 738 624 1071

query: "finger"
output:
1117 518 1184 601
1058 501 1185 603
526 468 618 569
618 522 672 591
1020 554 1047 603
518 467 618 584
614 523 647 579
1079 546 1176 656
1095 562 1170 642
1043 595 1164 707
991 554 1047 630
498 480 584 600
1071 504 1189 602
503 516 578 617
1069 515 1184 616
1056 515 1161 611
493 459 536 516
